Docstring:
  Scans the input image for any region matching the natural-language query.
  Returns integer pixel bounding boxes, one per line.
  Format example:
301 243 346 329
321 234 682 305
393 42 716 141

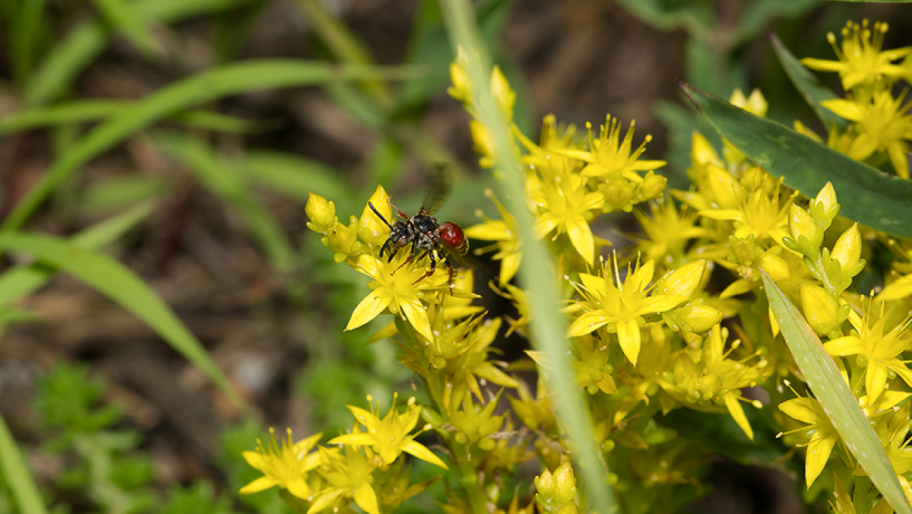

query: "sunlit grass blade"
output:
0 413 47 514
441 1 617 512
769 32 848 131
25 0 248 107
242 151 356 212
152 132 296 272
0 232 252 417
762 273 912 514
0 201 155 307
4 60 422 232
0 100 271 135
681 82 912 239
6 0 47 86
89 0 161 57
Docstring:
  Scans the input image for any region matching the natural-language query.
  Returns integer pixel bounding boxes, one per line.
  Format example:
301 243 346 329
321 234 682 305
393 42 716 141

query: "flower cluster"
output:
242 18 912 514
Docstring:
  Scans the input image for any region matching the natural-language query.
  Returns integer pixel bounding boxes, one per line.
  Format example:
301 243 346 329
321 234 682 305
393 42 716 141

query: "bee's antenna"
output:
368 201 394 229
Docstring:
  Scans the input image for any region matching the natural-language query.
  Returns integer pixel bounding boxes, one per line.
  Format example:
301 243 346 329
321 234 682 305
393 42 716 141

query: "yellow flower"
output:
239 428 323 499
529 171 603 265
309 442 379 514
344 251 450 341
779 395 839 487
328 394 448 470
567 256 706 365
801 20 911 91
465 189 523 285
698 169 794 243
822 90 912 178
824 309 912 403
558 115 665 180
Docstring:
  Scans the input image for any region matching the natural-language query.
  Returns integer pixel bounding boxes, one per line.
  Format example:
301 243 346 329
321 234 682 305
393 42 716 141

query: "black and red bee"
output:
368 166 469 287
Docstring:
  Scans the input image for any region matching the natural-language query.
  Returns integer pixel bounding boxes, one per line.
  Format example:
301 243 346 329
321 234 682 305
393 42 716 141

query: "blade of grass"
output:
152 132 297 272
25 0 248 107
0 201 155 308
242 150 356 212
769 32 848 131
0 100 271 134
89 0 161 57
0 231 252 417
440 1 617 512
4 60 422 232
3 0 47 86
0 413 47 514
762 272 912 514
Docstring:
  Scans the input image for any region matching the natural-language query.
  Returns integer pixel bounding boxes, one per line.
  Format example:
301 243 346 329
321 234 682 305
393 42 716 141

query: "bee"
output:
367 165 468 287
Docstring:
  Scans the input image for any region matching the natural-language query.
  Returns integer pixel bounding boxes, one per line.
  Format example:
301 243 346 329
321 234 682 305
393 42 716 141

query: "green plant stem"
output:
451 443 490 514
0 412 48 514
439 0 617 512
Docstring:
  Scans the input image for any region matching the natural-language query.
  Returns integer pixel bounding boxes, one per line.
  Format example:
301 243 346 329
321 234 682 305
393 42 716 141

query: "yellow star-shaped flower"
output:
239 428 323 499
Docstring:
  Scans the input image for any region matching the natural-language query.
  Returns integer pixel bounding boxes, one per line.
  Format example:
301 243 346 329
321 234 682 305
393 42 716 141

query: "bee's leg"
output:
412 250 437 285
393 246 418 275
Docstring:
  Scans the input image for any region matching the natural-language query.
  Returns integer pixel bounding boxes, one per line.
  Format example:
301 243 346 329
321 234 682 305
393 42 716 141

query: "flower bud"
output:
491 65 516 121
657 259 707 297
470 120 496 168
447 46 472 107
830 223 862 274
359 185 392 247
534 462 578 513
758 252 790 282
672 302 724 333
800 283 840 335
810 182 839 228
639 171 667 200
305 193 336 233
325 221 362 263
730 88 768 117
690 131 723 168
788 204 822 257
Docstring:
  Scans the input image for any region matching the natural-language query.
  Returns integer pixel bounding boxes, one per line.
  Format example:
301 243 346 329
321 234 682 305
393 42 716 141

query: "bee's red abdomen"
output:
438 222 468 254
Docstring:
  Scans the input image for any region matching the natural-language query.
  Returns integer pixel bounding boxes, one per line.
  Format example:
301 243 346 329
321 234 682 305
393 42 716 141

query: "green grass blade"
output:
25 0 248 107
441 1 617 512
4 60 420 232
769 32 848 131
762 273 912 514
0 413 48 514
0 232 252 417
89 0 161 57
0 201 154 308
681 83 912 238
242 150 355 210
0 100 269 135
152 132 296 272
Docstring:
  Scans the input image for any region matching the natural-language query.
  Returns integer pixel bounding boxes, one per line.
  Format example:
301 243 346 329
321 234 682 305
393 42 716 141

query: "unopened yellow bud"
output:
305 193 336 233
800 283 840 335
758 253 790 282
469 120 496 168
534 462 578 513
639 171 667 200
672 302 724 333
447 46 472 107
787 204 822 256
730 88 768 117
325 221 362 263
491 65 516 121
657 259 707 296
831 223 862 273
359 185 392 247
810 182 839 226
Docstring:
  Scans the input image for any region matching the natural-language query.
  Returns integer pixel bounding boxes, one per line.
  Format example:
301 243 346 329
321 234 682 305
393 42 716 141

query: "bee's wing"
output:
421 162 453 215
438 240 479 270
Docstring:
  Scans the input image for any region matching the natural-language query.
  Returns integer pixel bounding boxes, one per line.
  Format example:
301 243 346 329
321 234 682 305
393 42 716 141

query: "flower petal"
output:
616 318 642 365
345 291 392 332
403 440 449 469
401 298 434 341
285 476 312 500
566 216 595 266
354 483 380 514
567 311 609 338
239 475 278 495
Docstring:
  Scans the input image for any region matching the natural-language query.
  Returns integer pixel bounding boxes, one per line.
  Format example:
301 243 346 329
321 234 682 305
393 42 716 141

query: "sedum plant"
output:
242 15 912 514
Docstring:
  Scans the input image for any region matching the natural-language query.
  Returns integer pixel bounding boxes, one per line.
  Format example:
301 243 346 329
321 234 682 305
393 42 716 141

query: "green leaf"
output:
89 0 161 57
242 150 355 211
769 32 848 131
0 202 155 308
0 413 48 514
762 272 912 514
0 232 252 417
681 83 912 238
152 132 297 272
82 176 171 212
4 60 420 232
25 0 248 107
